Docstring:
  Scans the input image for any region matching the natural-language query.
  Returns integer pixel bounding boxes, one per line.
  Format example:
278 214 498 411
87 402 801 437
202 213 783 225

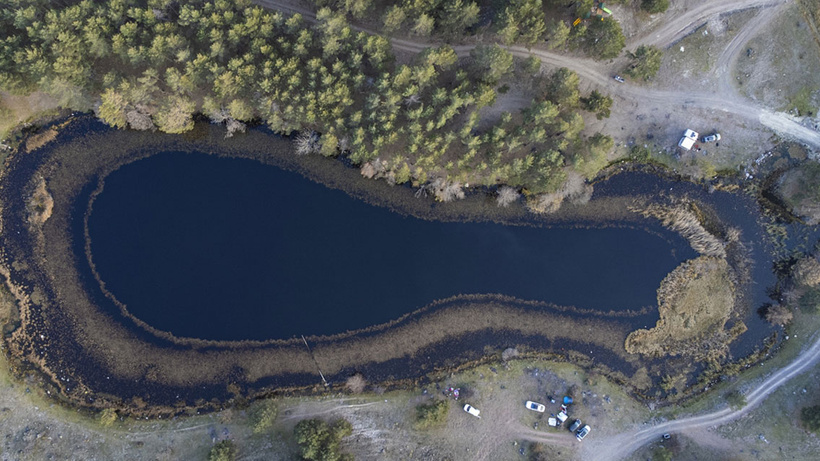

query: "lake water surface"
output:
87 152 697 341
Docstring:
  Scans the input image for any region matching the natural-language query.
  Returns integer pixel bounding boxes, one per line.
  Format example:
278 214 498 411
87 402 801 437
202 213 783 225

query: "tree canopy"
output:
294 418 354 461
1 0 615 200
625 45 663 81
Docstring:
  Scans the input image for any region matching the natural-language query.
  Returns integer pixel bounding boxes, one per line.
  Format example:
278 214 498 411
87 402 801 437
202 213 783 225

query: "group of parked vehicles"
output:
461 397 591 441
524 399 590 441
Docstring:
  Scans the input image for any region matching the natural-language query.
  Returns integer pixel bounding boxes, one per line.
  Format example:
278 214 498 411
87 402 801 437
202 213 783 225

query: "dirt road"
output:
253 0 820 149
633 0 788 48
581 329 820 460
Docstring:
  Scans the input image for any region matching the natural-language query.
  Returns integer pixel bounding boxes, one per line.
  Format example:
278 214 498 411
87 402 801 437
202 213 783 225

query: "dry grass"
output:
24 128 58 153
26 176 53 227
632 202 726 257
625 256 736 358
0 91 60 141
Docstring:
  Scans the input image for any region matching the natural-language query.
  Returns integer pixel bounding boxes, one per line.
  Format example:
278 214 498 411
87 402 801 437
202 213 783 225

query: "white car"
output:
525 401 546 412
576 425 591 441
702 133 721 143
463 404 481 418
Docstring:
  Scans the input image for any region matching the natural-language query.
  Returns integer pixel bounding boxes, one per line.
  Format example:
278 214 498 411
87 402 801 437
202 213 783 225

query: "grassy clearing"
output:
0 92 60 141
625 256 736 358
785 86 817 116
736 5 820 113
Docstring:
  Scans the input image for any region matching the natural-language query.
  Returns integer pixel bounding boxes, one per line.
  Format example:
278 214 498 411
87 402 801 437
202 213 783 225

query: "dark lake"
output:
87 152 697 341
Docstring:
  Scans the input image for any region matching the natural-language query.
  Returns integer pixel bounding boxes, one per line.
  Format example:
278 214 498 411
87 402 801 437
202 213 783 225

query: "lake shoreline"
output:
0 116 780 415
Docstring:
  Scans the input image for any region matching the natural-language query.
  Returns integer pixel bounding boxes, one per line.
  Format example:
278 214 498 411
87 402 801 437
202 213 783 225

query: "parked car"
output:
576 425 591 441
463 404 481 418
702 133 721 143
569 419 582 432
613 75 625 83
525 401 546 412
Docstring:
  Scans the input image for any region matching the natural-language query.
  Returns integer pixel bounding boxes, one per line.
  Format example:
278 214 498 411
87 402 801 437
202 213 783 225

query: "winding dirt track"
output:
635 0 788 48
254 0 820 149
582 330 820 460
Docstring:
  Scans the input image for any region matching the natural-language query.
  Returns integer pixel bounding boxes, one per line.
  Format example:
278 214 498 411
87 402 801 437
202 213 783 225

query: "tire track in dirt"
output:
634 0 789 49
253 0 819 149
582 330 820 460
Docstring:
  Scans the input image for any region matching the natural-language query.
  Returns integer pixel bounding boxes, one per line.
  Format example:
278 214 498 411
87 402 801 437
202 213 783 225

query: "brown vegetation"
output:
345 373 367 394
26 176 53 227
632 202 726 258
765 304 793 326
793 256 820 287
625 256 738 359
24 128 58 153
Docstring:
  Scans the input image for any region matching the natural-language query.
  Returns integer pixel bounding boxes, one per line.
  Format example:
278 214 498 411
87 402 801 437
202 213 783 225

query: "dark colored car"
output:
569 419 582 432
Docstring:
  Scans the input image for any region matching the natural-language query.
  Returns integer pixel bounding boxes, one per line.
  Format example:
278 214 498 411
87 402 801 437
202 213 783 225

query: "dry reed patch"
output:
27 176 53 226
24 128 58 153
632 202 727 258
625 256 736 358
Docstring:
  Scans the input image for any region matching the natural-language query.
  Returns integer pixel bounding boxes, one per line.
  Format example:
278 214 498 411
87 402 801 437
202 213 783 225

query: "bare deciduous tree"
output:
794 257 820 287
765 304 793 326
345 373 367 394
496 186 520 207
125 105 155 131
429 177 465 202
295 130 321 156
527 171 592 214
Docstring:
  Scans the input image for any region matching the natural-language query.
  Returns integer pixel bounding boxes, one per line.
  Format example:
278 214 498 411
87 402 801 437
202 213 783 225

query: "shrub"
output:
208 440 237 461
726 391 746 410
801 405 820 432
250 399 279 434
345 373 367 394
294 418 353 461
793 257 820 287
625 45 663 81
764 304 793 326
641 0 670 14
798 287 820 313
496 186 520 207
414 400 449 430
98 408 117 427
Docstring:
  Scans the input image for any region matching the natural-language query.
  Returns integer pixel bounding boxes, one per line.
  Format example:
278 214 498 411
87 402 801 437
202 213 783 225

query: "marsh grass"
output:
625 256 737 359
0 117 764 415
632 202 726 258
